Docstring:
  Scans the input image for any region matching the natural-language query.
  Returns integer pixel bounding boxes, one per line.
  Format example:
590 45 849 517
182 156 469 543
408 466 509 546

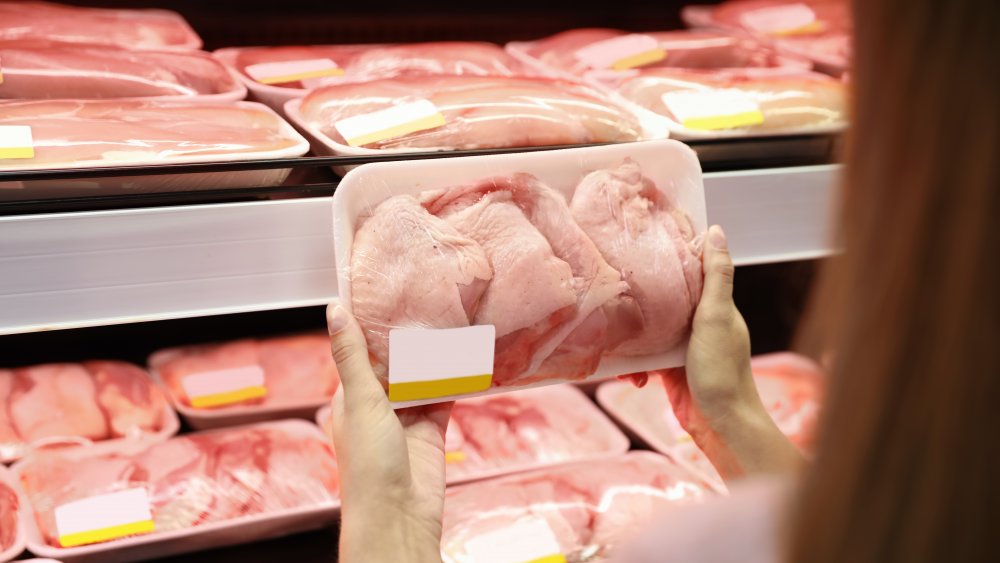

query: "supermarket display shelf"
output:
0 163 839 336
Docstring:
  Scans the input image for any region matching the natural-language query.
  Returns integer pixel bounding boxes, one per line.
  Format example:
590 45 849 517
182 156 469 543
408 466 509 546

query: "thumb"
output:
700 225 735 307
326 299 389 410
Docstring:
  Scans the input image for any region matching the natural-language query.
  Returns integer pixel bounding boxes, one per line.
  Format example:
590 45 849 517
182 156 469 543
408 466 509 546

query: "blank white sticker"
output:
0 125 34 159
389 325 495 384
55 488 153 538
245 58 342 85
740 4 817 34
661 89 763 130
334 99 445 147
574 34 663 70
463 517 564 563
182 366 265 397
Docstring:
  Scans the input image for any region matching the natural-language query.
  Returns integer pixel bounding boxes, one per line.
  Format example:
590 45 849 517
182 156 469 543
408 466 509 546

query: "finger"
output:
398 401 454 437
700 225 736 306
326 300 390 412
659 367 692 428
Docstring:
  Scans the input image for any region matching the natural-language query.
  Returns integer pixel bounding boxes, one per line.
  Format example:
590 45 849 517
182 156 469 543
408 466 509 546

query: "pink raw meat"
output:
87 360 166 438
0 1 201 50
0 100 303 169
0 39 241 100
522 28 802 76
423 174 626 385
0 371 19 448
9 364 108 444
18 423 339 547
571 159 703 355
609 68 846 132
351 196 493 384
441 454 708 562
298 75 642 151
345 42 529 80
0 480 17 551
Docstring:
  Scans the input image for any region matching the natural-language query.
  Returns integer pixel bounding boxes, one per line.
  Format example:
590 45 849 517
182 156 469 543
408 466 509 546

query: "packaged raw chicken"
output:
441 452 711 562
507 28 809 78
595 352 824 491
149 333 340 430
0 466 25 562
334 141 706 406
0 40 246 102
0 361 178 464
285 75 652 161
214 42 531 112
14 420 338 561
590 67 846 139
0 99 309 197
0 1 201 50
318 385 629 484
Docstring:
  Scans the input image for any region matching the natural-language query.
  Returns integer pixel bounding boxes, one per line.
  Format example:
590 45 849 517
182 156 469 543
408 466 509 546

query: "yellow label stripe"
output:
612 48 667 70
257 68 344 85
59 519 155 548
389 374 492 402
190 385 267 408
526 556 567 563
345 113 446 147
771 21 824 36
0 72 5 85
683 110 765 131
445 451 467 463
0 147 34 159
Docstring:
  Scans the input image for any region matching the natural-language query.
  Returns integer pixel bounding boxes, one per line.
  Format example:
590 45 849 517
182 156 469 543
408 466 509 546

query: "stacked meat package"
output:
0 466 25 562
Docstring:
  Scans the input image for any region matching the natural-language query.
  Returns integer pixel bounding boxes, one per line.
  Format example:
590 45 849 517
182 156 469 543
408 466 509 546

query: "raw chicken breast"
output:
441 453 708 562
18 421 339 548
0 1 201 50
152 333 341 409
571 159 703 355
297 75 642 150
351 196 493 383
423 174 626 385
0 100 305 171
0 478 17 551
0 40 243 100
708 0 852 34
0 361 168 463
520 28 803 76
609 68 846 133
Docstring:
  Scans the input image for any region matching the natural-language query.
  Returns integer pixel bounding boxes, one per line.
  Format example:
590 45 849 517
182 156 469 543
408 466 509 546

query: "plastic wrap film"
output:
0 470 19 558
441 453 711 562
514 28 809 77
150 333 341 410
597 67 846 134
0 40 245 101
319 385 629 483
294 75 644 151
16 420 339 549
0 100 308 171
0 361 175 464
0 1 201 50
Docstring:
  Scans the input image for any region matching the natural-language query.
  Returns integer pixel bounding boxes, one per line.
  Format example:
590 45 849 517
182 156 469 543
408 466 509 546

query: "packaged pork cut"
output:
595 352 824 491
149 333 340 430
284 75 661 167
0 361 179 464
0 466 25 562
0 100 309 197
588 66 847 139
0 40 246 102
14 419 338 562
334 140 706 407
214 42 532 113
441 452 712 562
0 1 201 51
318 384 629 484
506 28 810 79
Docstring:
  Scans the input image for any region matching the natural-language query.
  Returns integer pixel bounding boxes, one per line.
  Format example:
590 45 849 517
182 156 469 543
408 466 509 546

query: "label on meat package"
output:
740 4 824 36
55 488 155 548
0 55 4 85
181 365 267 408
334 99 447 147
574 34 667 71
661 89 765 131
0 125 35 159
388 325 495 402
245 58 344 85
463 517 566 563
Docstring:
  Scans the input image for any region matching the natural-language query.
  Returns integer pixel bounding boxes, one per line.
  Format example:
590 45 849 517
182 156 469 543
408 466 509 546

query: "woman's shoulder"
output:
615 475 793 563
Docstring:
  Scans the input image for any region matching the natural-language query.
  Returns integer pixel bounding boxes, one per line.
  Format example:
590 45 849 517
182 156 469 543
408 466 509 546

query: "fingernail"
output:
709 225 727 250
327 304 348 335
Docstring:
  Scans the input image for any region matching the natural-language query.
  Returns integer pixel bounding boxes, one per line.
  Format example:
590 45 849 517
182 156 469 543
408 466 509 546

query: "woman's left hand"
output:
326 300 452 563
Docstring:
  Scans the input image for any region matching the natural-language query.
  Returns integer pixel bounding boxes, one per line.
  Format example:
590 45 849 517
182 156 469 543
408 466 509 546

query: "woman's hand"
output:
326 301 450 563
659 225 802 482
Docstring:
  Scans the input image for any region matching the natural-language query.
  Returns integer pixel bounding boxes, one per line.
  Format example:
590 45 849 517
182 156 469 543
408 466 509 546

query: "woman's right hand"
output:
658 225 802 482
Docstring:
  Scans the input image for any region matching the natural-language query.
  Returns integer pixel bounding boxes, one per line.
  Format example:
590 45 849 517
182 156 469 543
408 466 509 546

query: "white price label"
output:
574 34 666 70
55 488 155 548
740 4 823 35
388 325 495 402
661 89 765 131
0 125 34 159
181 365 267 408
463 517 566 563
245 58 343 85
334 99 446 147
